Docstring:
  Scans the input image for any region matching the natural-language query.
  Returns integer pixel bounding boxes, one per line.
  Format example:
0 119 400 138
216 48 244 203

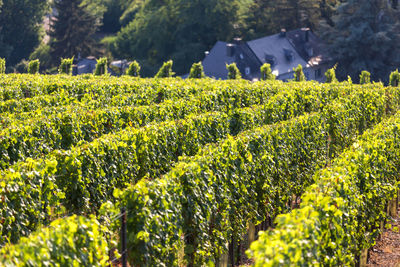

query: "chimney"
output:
280 29 286 38
233 37 242 45
393 0 398 9
226 43 235 57
302 28 310 42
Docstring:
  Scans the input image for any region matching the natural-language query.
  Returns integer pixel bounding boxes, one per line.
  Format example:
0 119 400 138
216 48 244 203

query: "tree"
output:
119 0 145 27
322 0 400 82
274 0 321 29
50 0 100 63
319 0 342 27
0 0 48 66
243 0 322 39
109 0 241 76
82 0 126 33
243 0 275 39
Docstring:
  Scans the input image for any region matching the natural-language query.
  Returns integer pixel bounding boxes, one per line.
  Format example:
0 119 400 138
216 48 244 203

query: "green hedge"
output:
0 75 252 106
0 80 340 244
0 215 109 266
0 79 281 170
249 110 400 266
115 85 392 266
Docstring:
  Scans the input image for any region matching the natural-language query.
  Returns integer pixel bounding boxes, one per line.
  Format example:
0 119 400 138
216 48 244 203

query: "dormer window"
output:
284 49 294 62
265 54 277 66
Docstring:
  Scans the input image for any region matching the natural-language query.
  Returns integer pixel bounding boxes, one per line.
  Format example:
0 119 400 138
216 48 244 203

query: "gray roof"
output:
286 29 330 67
247 33 307 78
77 58 97 74
202 41 235 79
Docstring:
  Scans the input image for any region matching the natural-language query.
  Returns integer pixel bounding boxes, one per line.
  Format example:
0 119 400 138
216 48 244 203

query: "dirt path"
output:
368 209 400 267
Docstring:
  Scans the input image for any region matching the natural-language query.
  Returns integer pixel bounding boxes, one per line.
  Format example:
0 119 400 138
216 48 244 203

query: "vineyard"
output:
0 74 400 266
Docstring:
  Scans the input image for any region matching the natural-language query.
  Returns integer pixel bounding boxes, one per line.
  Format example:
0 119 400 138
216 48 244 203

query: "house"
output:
72 57 124 75
110 59 131 75
202 28 331 82
74 56 97 75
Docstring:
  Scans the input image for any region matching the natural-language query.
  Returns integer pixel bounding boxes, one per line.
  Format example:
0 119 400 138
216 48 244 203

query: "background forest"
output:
0 0 399 82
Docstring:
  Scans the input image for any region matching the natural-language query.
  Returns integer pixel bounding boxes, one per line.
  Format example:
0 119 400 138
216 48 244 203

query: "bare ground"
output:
368 209 400 267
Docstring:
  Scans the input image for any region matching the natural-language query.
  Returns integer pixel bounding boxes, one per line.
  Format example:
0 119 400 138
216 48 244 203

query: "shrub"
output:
359 70 371 84
0 215 109 266
155 60 175 78
29 43 52 71
0 58 5 74
260 63 275 81
126 60 141 77
94 57 108 76
189 62 205 79
293 64 305 81
226 63 241 79
325 65 338 83
28 59 40 74
389 69 400 87
58 57 74 75
15 60 28 73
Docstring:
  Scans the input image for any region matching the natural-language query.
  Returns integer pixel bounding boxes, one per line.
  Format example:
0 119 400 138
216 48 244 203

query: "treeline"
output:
0 0 399 81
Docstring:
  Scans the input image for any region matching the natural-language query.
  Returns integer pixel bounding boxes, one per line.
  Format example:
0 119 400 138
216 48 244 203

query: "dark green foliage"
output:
0 58 5 74
58 57 74 75
109 0 241 76
27 60 40 74
260 63 275 81
319 0 341 27
29 43 52 72
325 65 338 83
322 0 400 82
126 60 140 77
99 0 125 33
50 0 99 63
272 0 321 30
94 57 108 76
389 69 400 86
359 70 371 84
294 64 306 81
188 62 205 79
155 60 174 78
0 0 48 66
14 60 28 73
243 0 324 39
118 0 145 27
227 63 241 79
